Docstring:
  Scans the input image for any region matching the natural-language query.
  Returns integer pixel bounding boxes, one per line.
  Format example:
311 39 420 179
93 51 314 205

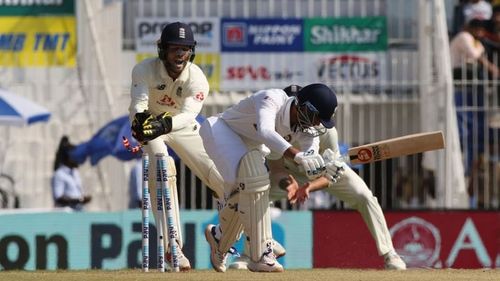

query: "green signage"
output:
304 17 387 52
0 0 74 16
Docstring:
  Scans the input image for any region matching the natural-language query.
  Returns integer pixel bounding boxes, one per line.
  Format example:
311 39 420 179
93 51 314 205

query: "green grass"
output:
0 269 498 281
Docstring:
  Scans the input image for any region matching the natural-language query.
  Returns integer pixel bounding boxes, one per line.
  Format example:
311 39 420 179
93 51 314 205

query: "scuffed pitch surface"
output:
0 269 498 281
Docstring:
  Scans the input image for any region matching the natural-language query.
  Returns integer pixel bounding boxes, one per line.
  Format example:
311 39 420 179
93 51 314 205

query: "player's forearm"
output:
304 176 330 193
283 146 300 160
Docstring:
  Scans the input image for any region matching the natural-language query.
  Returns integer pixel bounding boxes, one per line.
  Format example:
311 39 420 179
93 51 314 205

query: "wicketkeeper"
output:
129 21 224 271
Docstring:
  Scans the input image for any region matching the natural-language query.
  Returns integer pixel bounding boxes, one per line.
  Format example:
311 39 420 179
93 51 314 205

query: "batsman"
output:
128 21 224 271
200 83 337 272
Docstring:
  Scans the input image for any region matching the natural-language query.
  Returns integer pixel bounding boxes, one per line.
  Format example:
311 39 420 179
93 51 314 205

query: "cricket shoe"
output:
247 245 284 273
229 240 285 270
166 243 191 271
272 239 286 258
205 224 228 272
384 251 406 270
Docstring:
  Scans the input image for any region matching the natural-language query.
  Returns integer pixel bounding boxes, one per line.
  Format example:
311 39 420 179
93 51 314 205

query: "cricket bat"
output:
347 131 445 164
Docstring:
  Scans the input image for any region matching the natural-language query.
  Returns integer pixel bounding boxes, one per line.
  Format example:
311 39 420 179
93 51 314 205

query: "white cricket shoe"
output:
205 224 228 272
229 239 286 270
247 247 284 273
384 251 406 270
272 240 286 258
166 242 191 271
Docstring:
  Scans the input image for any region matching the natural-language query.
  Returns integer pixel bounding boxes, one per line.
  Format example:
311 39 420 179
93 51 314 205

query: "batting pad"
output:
217 191 244 253
237 150 272 262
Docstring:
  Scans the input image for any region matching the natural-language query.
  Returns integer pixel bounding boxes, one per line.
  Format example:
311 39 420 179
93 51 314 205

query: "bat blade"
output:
347 131 445 164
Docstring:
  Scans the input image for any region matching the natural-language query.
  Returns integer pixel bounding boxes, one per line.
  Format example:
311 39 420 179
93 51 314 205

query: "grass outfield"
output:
0 269 498 281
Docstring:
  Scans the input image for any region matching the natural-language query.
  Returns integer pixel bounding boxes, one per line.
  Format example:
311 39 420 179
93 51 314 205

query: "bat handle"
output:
323 148 351 164
339 154 351 164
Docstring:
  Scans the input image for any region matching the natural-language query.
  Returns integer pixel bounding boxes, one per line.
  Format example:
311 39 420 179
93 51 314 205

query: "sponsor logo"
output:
310 24 382 45
194 92 205 102
157 84 166 90
179 27 185 39
138 21 213 39
157 95 175 106
225 64 302 81
248 23 301 46
356 148 372 162
304 149 315 156
317 55 380 80
390 217 441 268
372 145 381 160
222 22 247 47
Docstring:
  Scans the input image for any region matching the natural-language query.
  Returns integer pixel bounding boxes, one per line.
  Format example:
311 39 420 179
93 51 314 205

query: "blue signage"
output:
221 18 304 52
0 210 312 270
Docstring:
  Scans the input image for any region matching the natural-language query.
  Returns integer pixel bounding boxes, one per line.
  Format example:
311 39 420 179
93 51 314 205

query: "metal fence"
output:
1 0 498 211
121 0 497 210
453 53 500 210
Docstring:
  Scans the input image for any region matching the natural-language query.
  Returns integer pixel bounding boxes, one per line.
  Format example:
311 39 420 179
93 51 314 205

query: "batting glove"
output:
294 150 326 180
322 148 345 184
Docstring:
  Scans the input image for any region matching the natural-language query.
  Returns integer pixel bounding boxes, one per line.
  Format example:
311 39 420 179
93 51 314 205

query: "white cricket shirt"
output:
221 88 319 158
129 57 209 132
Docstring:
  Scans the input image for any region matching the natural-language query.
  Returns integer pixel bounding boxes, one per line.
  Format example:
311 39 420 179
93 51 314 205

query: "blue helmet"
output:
295 83 337 136
159 22 196 47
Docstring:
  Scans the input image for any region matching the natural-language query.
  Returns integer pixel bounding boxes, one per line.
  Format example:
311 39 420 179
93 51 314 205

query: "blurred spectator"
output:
452 0 493 36
450 18 499 208
483 5 500 56
464 0 493 24
451 19 499 80
128 158 142 209
451 19 487 176
51 136 91 211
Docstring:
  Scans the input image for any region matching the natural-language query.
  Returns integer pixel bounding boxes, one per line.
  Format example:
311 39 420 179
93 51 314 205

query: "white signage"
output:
134 17 219 53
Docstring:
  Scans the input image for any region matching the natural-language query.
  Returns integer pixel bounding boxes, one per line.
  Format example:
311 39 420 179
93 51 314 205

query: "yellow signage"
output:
194 53 220 92
0 17 76 67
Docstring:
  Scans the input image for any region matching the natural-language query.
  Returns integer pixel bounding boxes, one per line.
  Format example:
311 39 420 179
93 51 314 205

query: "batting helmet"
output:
157 22 196 61
296 83 337 130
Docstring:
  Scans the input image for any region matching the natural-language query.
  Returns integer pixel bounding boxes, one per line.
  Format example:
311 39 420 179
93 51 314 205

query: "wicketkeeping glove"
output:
294 150 326 180
131 111 154 143
140 112 173 142
322 148 345 184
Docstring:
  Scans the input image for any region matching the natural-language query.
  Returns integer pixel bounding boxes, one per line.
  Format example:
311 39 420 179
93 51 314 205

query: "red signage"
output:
313 211 499 269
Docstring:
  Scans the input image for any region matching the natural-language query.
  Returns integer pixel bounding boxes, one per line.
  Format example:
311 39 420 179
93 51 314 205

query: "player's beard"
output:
164 57 188 78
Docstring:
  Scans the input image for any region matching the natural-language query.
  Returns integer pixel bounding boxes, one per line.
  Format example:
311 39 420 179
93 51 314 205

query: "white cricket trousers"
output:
199 116 249 190
272 127 396 256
